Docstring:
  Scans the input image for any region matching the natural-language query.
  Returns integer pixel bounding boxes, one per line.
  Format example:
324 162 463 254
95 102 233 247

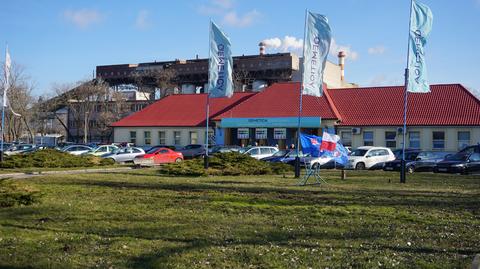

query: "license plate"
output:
438 168 447 172
385 167 394 170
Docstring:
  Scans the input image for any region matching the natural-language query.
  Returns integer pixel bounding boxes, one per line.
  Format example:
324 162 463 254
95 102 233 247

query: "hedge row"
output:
160 152 293 177
0 149 115 169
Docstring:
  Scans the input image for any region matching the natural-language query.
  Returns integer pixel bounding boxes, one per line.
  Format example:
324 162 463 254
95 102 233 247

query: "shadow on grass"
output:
52 178 480 211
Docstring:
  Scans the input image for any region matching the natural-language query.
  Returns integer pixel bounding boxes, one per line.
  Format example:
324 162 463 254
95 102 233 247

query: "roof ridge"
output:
322 87 342 122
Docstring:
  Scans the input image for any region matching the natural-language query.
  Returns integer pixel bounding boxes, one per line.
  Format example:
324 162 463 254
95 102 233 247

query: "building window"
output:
432 131 445 150
385 131 397 148
190 132 198 144
158 131 166 145
409 132 420 149
458 131 470 150
144 131 151 145
363 131 374 146
130 131 136 144
341 131 352 146
174 131 181 145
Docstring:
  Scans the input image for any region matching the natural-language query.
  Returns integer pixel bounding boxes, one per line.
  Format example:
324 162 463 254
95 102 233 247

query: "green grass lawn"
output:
0 169 479 268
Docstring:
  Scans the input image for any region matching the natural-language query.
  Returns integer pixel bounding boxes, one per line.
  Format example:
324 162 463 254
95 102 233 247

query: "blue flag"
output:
300 133 325 157
302 11 332 97
407 0 433 93
300 133 349 165
208 21 233 98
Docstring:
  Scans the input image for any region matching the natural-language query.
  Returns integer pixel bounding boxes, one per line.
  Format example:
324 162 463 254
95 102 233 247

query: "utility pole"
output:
83 111 89 144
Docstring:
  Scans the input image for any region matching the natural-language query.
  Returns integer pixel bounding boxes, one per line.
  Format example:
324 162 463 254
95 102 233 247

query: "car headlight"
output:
452 164 465 168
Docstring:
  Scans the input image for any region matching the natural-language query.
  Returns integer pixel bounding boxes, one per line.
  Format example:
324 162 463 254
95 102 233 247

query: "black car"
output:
383 150 421 173
177 144 205 159
261 150 302 163
412 151 454 172
434 152 480 175
459 144 480 154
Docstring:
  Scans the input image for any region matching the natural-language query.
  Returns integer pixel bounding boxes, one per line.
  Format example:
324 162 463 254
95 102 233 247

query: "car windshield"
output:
146 147 160 154
446 153 469 161
350 149 368 156
271 150 289 157
238 147 251 154
395 151 420 160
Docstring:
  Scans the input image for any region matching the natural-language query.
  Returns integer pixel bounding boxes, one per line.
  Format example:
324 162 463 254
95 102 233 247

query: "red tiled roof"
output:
329 84 480 126
111 92 255 127
112 83 480 128
213 82 338 120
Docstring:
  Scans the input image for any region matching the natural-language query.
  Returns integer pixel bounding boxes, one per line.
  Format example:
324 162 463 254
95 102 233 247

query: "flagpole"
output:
1 45 8 164
401 0 414 184
204 21 212 169
295 9 308 178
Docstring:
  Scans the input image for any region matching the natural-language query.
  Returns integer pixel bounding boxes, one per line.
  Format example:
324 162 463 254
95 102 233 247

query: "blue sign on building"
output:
221 117 321 128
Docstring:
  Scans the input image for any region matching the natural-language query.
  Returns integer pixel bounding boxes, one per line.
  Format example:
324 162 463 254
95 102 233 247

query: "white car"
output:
61 145 93 155
241 146 279 160
84 145 119 157
345 146 395 170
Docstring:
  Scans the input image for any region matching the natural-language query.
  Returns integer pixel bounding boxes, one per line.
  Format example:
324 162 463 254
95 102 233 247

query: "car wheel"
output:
355 162 366 170
407 166 415 174
175 158 182 163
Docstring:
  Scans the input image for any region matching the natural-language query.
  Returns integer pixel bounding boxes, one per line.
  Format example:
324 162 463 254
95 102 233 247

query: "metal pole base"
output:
294 156 300 178
204 155 209 169
400 160 406 183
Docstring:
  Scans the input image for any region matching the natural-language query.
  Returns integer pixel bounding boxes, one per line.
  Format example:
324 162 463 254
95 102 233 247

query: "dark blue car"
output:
261 150 304 163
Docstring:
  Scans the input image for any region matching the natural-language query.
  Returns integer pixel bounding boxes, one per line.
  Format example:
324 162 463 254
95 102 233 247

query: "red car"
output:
133 147 183 166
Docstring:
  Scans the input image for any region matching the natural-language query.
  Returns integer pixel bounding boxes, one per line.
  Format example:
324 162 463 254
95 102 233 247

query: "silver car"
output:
101 147 145 163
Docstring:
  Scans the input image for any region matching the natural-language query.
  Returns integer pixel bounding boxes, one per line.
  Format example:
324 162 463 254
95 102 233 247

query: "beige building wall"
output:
337 126 480 152
113 127 212 147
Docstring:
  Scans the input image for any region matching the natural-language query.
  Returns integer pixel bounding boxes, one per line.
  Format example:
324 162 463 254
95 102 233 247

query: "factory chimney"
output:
338 51 346 81
258 41 266 55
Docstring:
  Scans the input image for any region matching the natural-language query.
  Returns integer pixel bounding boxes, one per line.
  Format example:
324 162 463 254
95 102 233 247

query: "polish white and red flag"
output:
320 132 340 152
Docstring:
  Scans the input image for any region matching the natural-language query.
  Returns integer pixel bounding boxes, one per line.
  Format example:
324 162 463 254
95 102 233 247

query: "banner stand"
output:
297 160 327 186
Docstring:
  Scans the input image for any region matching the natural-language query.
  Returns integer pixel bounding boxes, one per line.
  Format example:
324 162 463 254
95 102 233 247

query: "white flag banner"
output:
302 11 332 97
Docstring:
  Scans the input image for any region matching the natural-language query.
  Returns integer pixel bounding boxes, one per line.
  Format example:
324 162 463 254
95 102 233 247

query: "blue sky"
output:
1 0 480 96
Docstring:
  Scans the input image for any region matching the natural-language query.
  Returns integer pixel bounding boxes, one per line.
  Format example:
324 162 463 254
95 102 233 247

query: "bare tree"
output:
0 62 36 142
233 68 254 92
132 67 177 102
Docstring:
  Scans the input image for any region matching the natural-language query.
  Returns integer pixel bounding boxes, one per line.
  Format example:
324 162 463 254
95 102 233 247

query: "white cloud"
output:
368 45 386 55
261 36 303 53
222 9 260 28
198 0 260 28
63 9 102 29
330 39 359 61
135 10 150 30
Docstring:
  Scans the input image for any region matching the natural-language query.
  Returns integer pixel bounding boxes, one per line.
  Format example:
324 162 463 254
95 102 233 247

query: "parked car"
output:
60 145 93 155
240 146 278 160
412 151 454 172
433 152 480 174
4 144 36 156
102 147 145 163
133 147 183 166
383 150 422 173
345 146 395 170
262 149 305 163
177 144 205 159
209 145 242 154
459 144 480 154
84 144 119 156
